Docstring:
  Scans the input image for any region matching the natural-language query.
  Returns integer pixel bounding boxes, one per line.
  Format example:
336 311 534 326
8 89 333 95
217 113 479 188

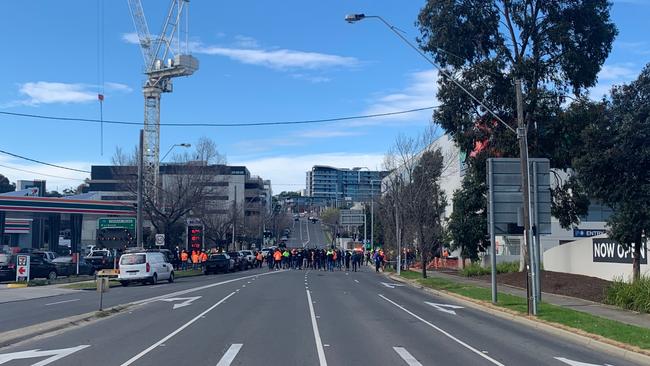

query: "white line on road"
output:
306 290 328 366
45 298 80 306
216 344 243 366
393 347 423 366
379 294 504 366
120 292 236 366
354 279 359 283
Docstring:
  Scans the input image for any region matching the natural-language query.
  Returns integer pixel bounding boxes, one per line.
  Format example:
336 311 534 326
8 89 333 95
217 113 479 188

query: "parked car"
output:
86 249 116 270
239 250 255 267
5 254 59 280
204 253 234 274
227 251 247 271
118 251 174 286
52 256 96 277
123 248 178 269
18 249 57 262
261 247 276 257
0 253 15 281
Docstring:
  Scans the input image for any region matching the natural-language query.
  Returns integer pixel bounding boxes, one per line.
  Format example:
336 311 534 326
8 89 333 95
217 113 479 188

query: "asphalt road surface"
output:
287 218 329 249
0 266 643 366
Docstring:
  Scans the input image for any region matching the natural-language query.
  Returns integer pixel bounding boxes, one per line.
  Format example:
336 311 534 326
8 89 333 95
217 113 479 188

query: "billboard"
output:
593 238 647 264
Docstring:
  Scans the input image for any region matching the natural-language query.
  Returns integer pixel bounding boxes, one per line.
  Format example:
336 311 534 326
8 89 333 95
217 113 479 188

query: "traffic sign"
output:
16 254 30 281
98 217 135 230
155 233 165 246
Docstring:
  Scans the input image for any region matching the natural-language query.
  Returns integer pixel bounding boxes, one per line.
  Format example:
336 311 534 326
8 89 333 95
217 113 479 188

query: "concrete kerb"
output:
387 273 650 366
0 303 132 349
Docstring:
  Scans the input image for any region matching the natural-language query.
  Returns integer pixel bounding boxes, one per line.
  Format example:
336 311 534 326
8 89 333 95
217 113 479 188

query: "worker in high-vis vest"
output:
273 249 282 270
180 250 188 270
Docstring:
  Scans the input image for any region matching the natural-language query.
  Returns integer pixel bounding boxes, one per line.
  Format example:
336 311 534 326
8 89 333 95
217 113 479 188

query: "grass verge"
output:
605 276 650 313
459 261 519 277
175 269 204 278
400 270 650 350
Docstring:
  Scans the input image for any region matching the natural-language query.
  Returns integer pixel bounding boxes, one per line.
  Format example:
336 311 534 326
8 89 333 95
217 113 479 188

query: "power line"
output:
0 164 86 181
0 106 437 128
0 149 91 173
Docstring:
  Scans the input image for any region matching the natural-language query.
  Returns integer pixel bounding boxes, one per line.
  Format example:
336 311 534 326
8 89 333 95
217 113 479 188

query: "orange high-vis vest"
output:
256 253 263 261
181 252 188 261
273 251 282 261
200 252 208 262
191 253 199 263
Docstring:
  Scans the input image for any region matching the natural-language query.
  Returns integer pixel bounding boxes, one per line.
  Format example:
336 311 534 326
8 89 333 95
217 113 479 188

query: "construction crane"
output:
127 0 199 190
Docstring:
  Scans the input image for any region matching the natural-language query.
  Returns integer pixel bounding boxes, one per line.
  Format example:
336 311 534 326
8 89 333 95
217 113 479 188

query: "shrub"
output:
460 261 520 277
605 276 650 313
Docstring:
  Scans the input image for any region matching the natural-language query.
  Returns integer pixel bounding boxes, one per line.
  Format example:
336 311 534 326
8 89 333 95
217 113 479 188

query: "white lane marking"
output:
554 357 613 366
158 296 202 310
45 298 80 306
133 271 283 306
381 282 405 289
120 292 236 366
393 347 423 366
0 345 89 366
216 344 243 366
306 290 328 366
354 279 359 283
424 302 464 315
379 294 505 366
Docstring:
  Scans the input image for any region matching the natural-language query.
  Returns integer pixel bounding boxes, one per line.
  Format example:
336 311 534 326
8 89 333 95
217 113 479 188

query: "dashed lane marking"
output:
216 344 243 366
393 347 423 366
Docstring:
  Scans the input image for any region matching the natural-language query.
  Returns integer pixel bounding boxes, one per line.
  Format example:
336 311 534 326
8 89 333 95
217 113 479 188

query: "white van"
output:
118 251 174 286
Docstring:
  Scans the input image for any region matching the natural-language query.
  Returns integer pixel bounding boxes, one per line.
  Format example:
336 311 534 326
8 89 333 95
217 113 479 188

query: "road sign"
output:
155 233 165 246
98 217 135 230
340 209 364 225
425 301 464 315
16 254 30 281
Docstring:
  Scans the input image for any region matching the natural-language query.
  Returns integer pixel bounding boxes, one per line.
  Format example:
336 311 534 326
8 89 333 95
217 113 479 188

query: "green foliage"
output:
550 175 590 229
320 207 340 227
0 174 15 193
417 0 617 231
447 170 487 261
574 64 650 280
605 276 650 313
459 261 519 277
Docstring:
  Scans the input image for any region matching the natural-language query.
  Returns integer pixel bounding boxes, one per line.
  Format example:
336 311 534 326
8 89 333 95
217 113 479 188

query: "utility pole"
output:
136 129 144 247
395 196 401 276
370 181 375 252
516 79 537 315
231 185 237 251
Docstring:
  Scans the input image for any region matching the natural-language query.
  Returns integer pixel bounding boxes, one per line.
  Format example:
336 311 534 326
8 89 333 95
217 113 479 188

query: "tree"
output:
0 174 15 193
574 64 650 281
417 0 617 262
447 170 488 264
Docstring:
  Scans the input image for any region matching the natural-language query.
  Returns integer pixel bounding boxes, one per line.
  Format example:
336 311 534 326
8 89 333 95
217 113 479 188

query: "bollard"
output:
97 277 109 311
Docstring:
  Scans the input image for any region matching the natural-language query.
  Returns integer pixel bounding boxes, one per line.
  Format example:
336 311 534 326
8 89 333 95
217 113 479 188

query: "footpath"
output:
0 284 80 304
422 270 650 330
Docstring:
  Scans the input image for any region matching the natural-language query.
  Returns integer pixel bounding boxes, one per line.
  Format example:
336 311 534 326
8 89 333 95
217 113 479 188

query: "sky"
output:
0 0 648 193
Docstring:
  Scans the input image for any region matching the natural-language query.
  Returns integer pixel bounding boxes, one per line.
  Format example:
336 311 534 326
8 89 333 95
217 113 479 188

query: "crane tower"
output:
127 0 198 189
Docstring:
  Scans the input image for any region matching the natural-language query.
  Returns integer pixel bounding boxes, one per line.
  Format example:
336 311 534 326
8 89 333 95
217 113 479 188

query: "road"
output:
0 222 642 365
0 267 642 366
287 218 329 249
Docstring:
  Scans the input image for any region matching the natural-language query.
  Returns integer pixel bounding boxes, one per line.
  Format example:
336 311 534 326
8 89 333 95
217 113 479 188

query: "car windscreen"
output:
120 254 146 265
52 257 72 263
0 254 10 264
210 254 226 260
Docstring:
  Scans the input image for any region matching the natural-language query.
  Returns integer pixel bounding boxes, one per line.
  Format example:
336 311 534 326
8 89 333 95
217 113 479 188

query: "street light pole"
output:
161 143 191 163
346 13 537 314
137 130 144 247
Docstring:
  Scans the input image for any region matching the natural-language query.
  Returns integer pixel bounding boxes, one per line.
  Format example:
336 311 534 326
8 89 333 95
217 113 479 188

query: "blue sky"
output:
0 0 648 192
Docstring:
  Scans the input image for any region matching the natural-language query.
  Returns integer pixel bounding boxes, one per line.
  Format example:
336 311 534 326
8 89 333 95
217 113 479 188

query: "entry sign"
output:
593 238 647 264
16 254 30 281
155 234 165 246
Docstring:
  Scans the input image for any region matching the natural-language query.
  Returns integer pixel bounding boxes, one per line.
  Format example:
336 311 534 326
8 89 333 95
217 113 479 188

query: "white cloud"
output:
191 43 358 70
231 152 385 192
233 35 260 48
296 129 363 138
11 81 132 106
589 63 642 100
356 69 438 126
122 32 140 44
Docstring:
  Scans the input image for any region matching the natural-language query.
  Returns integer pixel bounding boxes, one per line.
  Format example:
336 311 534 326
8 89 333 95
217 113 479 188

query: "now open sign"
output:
592 238 647 264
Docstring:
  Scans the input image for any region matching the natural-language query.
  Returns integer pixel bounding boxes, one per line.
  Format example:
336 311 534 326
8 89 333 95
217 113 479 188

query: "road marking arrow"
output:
0 345 89 365
381 282 405 289
425 301 464 315
158 296 201 309
554 357 614 366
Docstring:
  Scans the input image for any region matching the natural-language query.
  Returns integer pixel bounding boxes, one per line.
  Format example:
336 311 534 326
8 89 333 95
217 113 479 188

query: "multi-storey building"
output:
305 166 388 206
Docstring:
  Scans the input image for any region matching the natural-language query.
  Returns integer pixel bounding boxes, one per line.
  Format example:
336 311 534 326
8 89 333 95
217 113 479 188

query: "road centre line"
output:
45 298 80 306
216 343 243 366
379 294 505 366
119 291 236 366
306 290 328 366
132 270 284 306
393 347 423 366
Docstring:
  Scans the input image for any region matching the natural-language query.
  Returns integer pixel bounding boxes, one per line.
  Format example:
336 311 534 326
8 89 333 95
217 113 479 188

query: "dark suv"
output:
227 252 247 271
